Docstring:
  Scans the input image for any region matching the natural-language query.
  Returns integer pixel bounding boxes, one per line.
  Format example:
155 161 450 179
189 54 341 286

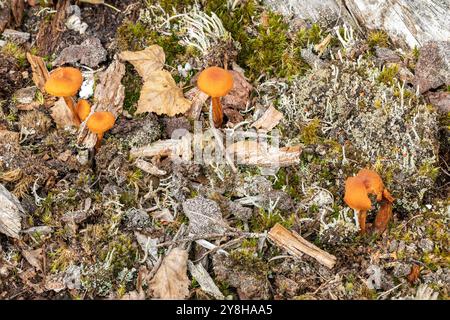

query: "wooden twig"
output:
268 223 336 269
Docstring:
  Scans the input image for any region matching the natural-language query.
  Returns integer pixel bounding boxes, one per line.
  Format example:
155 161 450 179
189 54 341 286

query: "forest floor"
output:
0 0 449 300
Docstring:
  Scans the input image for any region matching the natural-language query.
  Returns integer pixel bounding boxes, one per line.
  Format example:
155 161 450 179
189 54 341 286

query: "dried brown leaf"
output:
137 70 191 116
251 105 283 131
21 248 44 272
407 265 420 284
119 45 165 81
149 248 190 299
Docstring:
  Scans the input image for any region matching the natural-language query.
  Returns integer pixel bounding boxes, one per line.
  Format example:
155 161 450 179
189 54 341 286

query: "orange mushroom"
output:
344 169 394 234
197 66 234 128
44 67 83 126
75 99 91 122
86 111 115 151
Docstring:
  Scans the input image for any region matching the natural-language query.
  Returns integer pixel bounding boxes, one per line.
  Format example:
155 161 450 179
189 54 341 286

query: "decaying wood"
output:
77 58 125 148
227 141 301 168
185 87 209 121
0 1 11 33
0 183 24 239
268 223 336 269
36 0 70 55
10 0 25 28
134 159 167 176
130 138 191 160
251 105 283 132
26 53 49 92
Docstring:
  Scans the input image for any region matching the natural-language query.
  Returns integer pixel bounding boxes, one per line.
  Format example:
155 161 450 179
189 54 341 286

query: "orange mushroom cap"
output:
344 176 372 211
75 99 91 122
44 67 83 97
86 111 115 135
356 169 384 201
197 66 234 97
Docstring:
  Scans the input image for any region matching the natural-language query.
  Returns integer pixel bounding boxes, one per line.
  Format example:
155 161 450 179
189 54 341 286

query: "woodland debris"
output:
0 183 24 239
187 260 224 300
426 91 450 113
151 209 174 223
185 87 208 120
21 248 44 272
227 141 301 168
65 5 88 34
26 53 49 92
36 0 70 55
14 86 36 104
77 58 125 148
119 46 191 116
51 97 79 128
251 105 283 131
134 159 166 176
0 130 20 145
148 248 190 299
53 37 107 68
130 138 191 160
222 70 253 110
0 1 10 33
268 223 336 269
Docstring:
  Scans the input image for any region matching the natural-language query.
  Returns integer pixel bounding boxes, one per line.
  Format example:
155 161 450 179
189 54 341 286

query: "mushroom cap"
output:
44 67 83 97
86 111 115 134
75 99 91 122
344 176 372 211
357 169 384 201
197 66 234 97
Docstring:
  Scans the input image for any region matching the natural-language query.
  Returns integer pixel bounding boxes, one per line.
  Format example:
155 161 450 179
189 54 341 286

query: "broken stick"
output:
268 223 336 269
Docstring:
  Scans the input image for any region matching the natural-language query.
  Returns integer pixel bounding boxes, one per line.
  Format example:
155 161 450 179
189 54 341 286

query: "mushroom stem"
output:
63 96 81 126
358 210 367 234
211 97 223 128
95 133 104 151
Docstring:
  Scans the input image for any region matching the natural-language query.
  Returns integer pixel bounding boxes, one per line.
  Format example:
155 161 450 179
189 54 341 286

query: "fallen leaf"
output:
222 70 252 110
251 105 283 131
10 0 25 27
137 70 191 116
149 248 190 299
152 208 174 223
188 260 224 300
182 196 227 235
53 37 107 68
134 159 167 176
119 45 165 81
0 183 24 238
21 248 44 272
50 98 78 128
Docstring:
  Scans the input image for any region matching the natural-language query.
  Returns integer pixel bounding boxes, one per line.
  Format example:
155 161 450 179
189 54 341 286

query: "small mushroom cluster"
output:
44 67 115 150
344 169 394 234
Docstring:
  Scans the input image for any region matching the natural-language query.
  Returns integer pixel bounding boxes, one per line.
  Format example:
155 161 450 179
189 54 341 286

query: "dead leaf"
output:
137 70 191 116
252 105 283 131
121 290 146 300
222 70 253 110
152 208 174 223
0 183 24 239
0 1 11 33
26 53 49 92
21 248 44 272
188 260 224 300
10 0 25 27
51 98 78 128
134 159 167 176
407 265 420 284
119 45 165 81
149 248 190 299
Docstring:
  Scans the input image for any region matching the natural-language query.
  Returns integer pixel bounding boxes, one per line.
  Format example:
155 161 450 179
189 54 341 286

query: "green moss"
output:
1 42 28 67
300 118 321 144
377 64 399 86
100 234 138 275
294 23 323 48
367 30 389 48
